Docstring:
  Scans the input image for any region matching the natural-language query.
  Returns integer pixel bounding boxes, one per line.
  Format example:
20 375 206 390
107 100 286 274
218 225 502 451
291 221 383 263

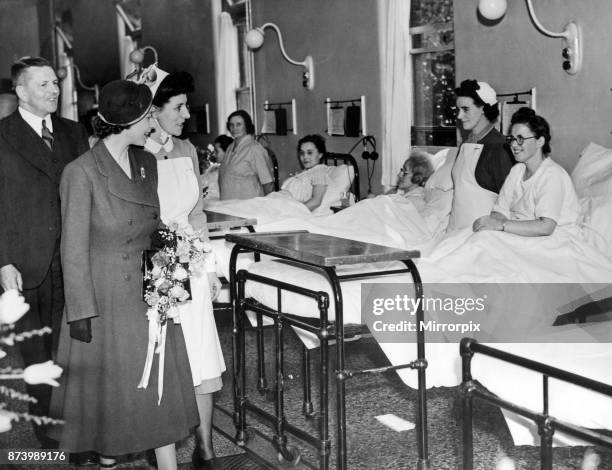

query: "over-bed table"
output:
225 231 430 470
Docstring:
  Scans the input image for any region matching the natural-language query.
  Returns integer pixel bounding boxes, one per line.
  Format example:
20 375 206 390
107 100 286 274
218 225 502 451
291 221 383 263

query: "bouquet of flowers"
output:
142 224 212 325
139 224 212 403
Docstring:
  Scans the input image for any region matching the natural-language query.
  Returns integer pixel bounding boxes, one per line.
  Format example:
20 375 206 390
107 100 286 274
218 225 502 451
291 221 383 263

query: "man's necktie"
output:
41 120 53 150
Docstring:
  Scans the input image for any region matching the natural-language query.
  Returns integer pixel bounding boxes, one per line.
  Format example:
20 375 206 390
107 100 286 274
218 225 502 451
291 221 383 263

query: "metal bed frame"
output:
460 337 612 470
322 152 361 202
226 231 431 469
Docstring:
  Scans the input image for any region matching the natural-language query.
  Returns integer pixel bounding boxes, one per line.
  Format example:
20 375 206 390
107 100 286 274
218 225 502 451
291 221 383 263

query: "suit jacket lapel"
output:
2 112 55 179
50 116 77 167
92 142 158 207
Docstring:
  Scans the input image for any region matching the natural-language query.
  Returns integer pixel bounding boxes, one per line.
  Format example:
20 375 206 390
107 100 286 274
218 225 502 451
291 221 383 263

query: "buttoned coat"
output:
0 111 89 289
48 141 198 454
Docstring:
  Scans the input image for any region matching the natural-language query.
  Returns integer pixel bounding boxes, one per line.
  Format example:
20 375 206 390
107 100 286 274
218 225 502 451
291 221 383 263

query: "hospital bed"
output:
215 142 612 467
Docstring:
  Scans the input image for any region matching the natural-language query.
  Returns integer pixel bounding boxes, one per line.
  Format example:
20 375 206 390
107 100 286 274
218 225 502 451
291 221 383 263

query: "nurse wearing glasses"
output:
473 107 579 236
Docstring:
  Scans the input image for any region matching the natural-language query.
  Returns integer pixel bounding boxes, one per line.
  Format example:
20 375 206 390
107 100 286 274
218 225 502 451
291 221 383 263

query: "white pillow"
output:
316 164 355 213
430 148 450 171
571 143 612 198
425 147 458 191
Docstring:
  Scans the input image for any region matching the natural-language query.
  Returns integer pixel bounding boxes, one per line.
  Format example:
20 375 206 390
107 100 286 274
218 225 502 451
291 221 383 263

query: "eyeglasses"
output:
505 135 537 146
399 167 410 175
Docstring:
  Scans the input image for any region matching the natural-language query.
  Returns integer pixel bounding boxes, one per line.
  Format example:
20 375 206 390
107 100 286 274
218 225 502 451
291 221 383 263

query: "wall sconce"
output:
477 0 582 75
245 23 315 90
57 64 100 106
128 45 158 68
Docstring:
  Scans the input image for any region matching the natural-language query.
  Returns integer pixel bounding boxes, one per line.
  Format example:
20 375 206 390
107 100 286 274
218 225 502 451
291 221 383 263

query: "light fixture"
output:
57 64 100 107
245 23 315 90
128 45 158 68
477 0 582 75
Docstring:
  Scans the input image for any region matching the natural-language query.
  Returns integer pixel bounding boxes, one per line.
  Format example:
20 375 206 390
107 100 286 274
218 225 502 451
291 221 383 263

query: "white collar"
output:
18 107 53 137
144 135 174 154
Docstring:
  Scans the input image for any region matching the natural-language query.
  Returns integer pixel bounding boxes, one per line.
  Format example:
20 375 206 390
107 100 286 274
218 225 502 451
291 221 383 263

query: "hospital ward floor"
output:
2 308 610 469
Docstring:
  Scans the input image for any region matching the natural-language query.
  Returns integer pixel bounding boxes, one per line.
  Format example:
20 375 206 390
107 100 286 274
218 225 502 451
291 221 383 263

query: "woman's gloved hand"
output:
69 318 92 343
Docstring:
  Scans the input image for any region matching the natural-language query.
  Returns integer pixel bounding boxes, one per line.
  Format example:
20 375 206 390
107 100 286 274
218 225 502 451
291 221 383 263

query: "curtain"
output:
56 30 78 121
378 0 412 189
117 12 137 79
215 11 240 135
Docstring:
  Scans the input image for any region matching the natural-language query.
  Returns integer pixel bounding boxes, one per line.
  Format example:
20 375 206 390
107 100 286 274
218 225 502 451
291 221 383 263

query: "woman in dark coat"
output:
48 80 198 469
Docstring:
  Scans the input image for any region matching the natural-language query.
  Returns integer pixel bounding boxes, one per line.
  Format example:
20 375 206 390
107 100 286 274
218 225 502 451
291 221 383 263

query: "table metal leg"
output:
229 245 241 426
318 293 331 470
321 267 347 470
236 270 248 445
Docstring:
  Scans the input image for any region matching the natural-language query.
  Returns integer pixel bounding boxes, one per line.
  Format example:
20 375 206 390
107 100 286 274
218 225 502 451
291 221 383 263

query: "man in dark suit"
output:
0 57 89 447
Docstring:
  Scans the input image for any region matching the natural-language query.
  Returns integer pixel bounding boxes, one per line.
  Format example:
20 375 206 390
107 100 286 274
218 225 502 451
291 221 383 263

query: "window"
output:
224 0 253 115
410 0 456 146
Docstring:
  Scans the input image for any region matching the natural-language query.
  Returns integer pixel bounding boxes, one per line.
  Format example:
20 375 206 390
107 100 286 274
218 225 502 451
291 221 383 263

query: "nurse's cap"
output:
128 63 169 98
476 81 497 106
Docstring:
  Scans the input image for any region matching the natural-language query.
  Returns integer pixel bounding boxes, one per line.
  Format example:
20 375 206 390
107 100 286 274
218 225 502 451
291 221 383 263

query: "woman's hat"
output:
476 81 497 106
97 79 153 126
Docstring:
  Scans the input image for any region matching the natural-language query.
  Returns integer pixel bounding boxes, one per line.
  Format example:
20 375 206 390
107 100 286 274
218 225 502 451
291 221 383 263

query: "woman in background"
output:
449 79 514 230
49 80 197 470
218 110 274 199
213 134 233 163
143 68 225 467
280 134 331 211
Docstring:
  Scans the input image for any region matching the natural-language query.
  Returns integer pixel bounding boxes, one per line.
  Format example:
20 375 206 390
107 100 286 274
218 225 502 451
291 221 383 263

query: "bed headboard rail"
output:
323 152 361 201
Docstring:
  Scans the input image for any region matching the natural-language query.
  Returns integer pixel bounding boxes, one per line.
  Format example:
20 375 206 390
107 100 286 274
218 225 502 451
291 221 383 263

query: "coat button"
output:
52 158 58 163
122 254 129 260
126 237 133 244
128 219 134 225
152 213 158 220
48 226 55 231
124 274 131 281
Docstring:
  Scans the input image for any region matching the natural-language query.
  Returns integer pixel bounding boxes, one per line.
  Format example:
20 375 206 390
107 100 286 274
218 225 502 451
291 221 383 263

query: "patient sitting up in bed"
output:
386 150 435 196
472 107 579 236
279 134 331 211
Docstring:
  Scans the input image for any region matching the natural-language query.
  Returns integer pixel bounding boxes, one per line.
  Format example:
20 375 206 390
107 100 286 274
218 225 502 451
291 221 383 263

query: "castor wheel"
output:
235 427 254 446
277 445 301 466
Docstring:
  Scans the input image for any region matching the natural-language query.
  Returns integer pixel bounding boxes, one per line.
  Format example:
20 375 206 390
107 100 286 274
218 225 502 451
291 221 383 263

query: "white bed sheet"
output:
241 219 612 446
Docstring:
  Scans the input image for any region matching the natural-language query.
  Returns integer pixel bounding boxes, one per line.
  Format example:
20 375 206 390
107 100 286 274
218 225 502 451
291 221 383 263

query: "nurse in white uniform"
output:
138 66 225 467
448 79 515 230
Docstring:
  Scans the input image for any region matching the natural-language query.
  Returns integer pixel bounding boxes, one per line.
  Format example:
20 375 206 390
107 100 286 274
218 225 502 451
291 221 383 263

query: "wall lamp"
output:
57 64 100 106
245 23 315 90
128 45 158 68
478 0 582 75
126 46 159 81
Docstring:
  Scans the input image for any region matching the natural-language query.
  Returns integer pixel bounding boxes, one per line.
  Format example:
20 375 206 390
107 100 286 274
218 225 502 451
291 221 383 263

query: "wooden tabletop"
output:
226 231 420 267
205 210 257 231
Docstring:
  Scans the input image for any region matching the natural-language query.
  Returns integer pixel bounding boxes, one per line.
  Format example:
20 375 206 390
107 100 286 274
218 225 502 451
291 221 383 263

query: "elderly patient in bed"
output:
385 150 435 209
